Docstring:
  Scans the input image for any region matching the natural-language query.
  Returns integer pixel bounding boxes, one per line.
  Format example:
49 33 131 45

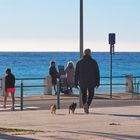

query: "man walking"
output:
75 49 100 114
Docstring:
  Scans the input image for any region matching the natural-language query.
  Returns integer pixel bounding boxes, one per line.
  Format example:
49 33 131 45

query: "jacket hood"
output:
83 55 91 59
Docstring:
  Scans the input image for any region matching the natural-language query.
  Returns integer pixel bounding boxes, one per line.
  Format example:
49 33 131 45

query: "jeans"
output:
80 86 95 106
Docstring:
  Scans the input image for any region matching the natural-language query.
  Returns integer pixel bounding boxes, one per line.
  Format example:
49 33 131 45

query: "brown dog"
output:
50 104 56 114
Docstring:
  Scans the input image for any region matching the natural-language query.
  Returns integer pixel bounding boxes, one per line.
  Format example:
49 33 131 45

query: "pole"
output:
56 79 60 109
109 33 115 98
20 81 23 110
110 45 113 98
79 0 83 108
80 0 83 58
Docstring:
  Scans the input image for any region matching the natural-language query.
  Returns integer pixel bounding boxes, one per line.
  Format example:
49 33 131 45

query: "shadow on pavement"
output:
59 130 140 140
90 112 140 120
80 131 140 140
55 113 65 116
110 114 140 119
0 133 37 140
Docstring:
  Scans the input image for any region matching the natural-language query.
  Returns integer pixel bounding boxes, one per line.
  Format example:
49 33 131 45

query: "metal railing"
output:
0 76 140 95
0 76 140 110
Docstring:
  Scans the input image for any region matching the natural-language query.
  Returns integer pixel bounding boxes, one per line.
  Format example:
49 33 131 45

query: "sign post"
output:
109 33 116 98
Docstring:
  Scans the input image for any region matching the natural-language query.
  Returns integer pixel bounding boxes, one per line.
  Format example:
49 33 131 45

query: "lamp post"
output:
109 33 116 98
80 0 83 58
79 0 83 108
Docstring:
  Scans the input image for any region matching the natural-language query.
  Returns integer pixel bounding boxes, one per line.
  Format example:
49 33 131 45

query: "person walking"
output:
3 68 15 111
65 61 75 93
49 61 59 95
75 49 100 114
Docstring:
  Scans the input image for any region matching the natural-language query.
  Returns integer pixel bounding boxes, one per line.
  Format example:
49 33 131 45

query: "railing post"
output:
137 81 140 94
137 83 139 93
135 77 137 93
79 89 82 108
138 83 140 94
56 79 60 109
20 81 23 111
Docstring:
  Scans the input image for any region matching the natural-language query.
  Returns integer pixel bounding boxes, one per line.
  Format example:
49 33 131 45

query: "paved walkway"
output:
1 94 140 111
0 106 140 140
0 92 139 102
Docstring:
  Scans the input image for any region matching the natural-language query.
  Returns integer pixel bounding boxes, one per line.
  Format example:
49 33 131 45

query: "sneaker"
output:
11 107 15 111
83 103 89 114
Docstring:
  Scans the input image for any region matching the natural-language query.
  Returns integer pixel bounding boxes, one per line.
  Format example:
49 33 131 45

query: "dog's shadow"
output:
75 112 85 115
75 112 99 115
52 112 97 116
53 112 85 116
54 113 65 116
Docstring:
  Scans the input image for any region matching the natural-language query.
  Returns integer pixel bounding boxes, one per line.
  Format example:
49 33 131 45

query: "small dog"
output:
50 104 56 114
69 103 77 114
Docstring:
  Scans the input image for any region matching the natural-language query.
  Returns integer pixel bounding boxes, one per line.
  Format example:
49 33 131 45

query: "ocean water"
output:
0 52 139 96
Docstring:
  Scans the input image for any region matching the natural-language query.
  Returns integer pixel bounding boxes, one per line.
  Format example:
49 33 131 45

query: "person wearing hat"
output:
75 49 100 114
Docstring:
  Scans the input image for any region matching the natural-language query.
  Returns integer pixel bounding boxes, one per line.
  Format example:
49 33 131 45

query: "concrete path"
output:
0 106 140 140
1 94 140 111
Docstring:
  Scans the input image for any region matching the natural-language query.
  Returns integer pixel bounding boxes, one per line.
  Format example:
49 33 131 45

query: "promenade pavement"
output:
0 93 140 111
0 106 140 140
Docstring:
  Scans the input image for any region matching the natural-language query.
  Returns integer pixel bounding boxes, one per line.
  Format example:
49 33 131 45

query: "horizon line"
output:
0 51 139 53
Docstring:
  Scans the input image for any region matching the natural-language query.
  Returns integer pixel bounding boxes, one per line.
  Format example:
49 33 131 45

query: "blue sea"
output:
0 52 139 96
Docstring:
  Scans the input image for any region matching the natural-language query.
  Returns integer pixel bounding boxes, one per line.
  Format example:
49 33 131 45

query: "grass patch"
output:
0 127 44 135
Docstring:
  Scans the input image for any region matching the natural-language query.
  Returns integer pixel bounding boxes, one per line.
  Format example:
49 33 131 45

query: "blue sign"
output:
109 33 115 45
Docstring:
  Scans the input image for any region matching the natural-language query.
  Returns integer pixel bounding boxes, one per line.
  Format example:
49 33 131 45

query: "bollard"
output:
56 79 60 109
20 81 23 111
125 75 134 93
44 76 52 95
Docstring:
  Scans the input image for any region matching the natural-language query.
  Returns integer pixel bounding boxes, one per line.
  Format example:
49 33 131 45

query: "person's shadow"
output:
0 133 37 140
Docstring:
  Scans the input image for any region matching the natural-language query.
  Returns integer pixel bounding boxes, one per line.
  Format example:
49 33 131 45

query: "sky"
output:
0 0 140 52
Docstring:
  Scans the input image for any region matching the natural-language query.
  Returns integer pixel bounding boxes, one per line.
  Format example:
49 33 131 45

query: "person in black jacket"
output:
49 61 59 95
75 49 100 114
3 68 15 110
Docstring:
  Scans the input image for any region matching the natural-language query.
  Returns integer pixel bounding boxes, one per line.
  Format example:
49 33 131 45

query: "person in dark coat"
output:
3 68 15 110
49 61 59 95
75 49 100 114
